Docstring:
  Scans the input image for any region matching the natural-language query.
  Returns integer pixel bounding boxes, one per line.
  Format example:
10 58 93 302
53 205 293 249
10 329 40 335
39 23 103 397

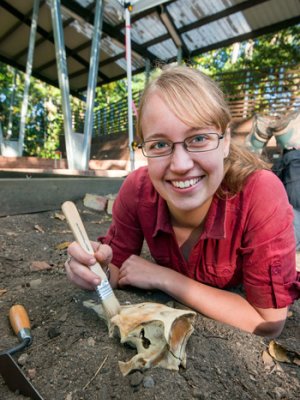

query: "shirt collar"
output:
153 194 227 239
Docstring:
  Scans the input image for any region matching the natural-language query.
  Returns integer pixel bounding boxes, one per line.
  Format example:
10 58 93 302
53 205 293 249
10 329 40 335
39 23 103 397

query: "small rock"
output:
48 326 61 339
83 193 107 212
143 375 155 388
129 371 143 387
17 353 29 366
27 368 36 379
106 195 117 215
273 386 287 399
29 278 42 289
87 337 95 346
65 393 72 400
30 261 51 271
59 312 68 322
192 389 208 399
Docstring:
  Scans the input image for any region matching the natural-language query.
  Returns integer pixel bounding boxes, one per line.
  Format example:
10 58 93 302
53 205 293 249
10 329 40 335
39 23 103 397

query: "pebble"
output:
59 312 68 322
17 353 29 366
192 389 209 399
273 387 287 399
129 371 144 387
143 375 155 388
87 337 95 346
29 278 42 289
27 368 36 379
30 261 51 271
48 326 61 339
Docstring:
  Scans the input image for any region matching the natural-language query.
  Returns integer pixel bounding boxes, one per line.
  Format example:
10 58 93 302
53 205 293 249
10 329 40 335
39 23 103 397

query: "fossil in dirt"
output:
83 300 196 376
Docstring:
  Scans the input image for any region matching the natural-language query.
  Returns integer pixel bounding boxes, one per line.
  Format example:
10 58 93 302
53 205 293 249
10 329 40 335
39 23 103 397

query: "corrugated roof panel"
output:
103 1 124 26
115 55 145 71
1 25 32 58
183 12 251 51
100 60 127 77
73 0 93 7
242 0 300 30
167 0 240 29
148 38 178 60
100 36 124 57
126 14 168 45
64 24 90 49
30 41 57 69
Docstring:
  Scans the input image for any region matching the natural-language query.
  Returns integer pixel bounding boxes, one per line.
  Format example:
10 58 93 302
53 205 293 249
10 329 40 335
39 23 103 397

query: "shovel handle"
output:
9 305 32 343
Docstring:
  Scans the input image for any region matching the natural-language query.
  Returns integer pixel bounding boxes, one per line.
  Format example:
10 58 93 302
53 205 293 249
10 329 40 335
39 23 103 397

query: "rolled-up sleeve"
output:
240 171 300 308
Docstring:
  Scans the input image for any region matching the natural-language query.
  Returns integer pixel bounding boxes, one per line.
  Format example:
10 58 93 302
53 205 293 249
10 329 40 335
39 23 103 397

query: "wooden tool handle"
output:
61 201 107 280
9 304 30 336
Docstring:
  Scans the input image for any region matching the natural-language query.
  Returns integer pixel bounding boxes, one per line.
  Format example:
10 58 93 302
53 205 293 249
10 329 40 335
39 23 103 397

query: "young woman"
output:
65 65 300 337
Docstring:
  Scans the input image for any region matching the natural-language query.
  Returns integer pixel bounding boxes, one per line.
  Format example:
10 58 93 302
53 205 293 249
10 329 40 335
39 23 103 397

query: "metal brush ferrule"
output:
95 279 113 301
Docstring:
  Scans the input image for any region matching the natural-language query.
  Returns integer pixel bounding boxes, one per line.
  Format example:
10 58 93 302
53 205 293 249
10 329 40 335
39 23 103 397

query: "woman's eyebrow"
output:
144 127 216 140
144 132 169 140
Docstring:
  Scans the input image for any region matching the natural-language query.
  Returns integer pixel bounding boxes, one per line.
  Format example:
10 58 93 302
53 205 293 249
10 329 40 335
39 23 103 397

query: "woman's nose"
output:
169 143 194 172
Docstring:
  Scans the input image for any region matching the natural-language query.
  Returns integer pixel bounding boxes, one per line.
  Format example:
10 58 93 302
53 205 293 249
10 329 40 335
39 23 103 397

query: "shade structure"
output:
0 0 299 97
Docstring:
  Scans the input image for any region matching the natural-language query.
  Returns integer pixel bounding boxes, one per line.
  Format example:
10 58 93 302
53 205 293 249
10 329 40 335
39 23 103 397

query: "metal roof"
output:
0 0 299 96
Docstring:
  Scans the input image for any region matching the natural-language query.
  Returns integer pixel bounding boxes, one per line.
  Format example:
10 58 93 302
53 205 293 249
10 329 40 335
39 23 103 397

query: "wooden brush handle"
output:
61 201 107 280
9 304 32 343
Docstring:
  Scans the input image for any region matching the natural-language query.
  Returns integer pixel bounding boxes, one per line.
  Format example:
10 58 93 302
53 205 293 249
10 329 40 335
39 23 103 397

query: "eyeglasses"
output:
138 133 224 158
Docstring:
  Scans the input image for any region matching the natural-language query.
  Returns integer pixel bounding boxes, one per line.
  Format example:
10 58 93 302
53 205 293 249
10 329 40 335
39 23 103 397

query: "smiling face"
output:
141 91 230 226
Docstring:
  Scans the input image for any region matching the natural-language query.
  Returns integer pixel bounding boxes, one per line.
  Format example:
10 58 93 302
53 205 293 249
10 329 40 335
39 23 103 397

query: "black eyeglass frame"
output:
137 133 225 158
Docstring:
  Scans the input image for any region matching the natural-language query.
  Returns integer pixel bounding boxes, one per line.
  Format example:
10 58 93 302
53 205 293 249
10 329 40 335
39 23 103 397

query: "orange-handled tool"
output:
9 304 32 344
0 305 44 399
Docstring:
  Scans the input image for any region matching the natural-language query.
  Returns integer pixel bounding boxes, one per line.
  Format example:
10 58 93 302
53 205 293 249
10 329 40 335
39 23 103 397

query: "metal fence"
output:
216 65 300 119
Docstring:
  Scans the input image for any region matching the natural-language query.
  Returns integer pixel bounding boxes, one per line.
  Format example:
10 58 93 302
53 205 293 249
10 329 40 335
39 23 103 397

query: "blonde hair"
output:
137 65 269 196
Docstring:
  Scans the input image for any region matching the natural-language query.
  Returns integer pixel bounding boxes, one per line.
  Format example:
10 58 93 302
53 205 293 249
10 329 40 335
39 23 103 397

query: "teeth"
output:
171 178 200 188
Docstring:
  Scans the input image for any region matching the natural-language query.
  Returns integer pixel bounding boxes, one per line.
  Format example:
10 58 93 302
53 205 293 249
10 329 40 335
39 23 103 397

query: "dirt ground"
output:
0 201 300 400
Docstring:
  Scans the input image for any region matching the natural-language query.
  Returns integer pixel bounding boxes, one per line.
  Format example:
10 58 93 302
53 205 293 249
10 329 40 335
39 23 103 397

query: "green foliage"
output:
193 25 300 74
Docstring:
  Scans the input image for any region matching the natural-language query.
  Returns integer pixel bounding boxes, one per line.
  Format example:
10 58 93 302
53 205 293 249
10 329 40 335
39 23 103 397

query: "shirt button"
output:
273 267 280 275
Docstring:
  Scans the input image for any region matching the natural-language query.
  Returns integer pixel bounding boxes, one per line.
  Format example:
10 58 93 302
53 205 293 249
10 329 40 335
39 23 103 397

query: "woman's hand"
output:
118 255 169 290
65 241 113 290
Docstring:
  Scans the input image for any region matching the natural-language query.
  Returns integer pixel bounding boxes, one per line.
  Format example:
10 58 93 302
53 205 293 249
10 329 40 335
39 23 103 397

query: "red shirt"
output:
101 166 300 309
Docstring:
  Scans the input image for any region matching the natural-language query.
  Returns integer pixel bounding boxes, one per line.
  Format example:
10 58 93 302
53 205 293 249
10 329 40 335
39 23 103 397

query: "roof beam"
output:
158 5 190 58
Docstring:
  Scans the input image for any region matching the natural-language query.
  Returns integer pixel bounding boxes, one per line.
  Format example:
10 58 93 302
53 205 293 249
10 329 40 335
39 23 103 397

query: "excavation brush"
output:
62 201 121 319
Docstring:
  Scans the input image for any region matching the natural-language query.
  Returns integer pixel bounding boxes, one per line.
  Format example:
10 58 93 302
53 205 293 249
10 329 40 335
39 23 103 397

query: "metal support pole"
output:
82 0 104 170
18 0 40 156
50 0 75 169
177 46 182 65
8 69 17 139
145 58 151 86
125 4 135 171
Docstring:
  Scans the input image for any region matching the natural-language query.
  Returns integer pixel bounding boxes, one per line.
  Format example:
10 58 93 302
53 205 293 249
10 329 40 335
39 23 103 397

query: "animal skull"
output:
83 300 196 376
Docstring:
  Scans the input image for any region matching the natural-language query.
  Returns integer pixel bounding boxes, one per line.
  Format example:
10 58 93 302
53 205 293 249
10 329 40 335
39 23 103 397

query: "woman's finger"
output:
65 256 101 288
67 241 96 265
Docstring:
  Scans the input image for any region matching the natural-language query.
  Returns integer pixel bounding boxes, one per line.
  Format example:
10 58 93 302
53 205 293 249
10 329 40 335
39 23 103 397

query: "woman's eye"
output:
191 135 206 143
152 141 169 149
